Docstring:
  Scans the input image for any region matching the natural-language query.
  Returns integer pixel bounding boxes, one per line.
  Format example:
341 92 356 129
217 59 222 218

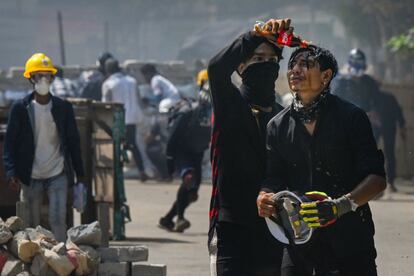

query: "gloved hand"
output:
300 191 355 228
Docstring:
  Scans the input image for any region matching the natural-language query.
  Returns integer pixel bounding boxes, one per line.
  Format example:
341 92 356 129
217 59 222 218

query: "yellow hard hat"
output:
23 53 57 78
196 69 208 86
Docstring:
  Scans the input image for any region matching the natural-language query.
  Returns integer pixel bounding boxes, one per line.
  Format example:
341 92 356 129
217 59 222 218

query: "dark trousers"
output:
376 127 397 185
213 221 282 276
280 228 377 276
146 144 169 179
165 152 203 220
382 130 396 184
125 124 145 173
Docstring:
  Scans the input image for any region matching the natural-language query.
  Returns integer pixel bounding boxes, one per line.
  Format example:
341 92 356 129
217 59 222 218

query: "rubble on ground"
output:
0 217 166 276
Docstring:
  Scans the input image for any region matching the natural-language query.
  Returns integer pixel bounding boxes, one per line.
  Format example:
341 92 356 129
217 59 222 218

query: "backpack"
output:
168 99 212 154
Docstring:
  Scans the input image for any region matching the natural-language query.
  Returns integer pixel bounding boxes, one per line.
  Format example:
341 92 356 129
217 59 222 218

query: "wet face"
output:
238 42 280 74
287 52 332 95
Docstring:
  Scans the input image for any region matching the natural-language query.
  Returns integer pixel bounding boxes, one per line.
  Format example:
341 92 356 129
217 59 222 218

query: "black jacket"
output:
166 101 212 158
376 91 405 134
3 92 85 186
262 94 385 253
331 74 379 112
208 32 283 229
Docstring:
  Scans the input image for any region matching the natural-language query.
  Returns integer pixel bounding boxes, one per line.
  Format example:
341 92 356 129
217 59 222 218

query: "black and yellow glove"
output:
300 191 355 228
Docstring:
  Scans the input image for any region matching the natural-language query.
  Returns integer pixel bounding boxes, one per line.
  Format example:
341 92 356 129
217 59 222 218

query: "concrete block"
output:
0 224 12 245
30 254 58 276
16 271 31 276
99 246 148 262
118 246 148 262
1 257 25 276
98 262 130 276
131 263 166 276
4 217 24 233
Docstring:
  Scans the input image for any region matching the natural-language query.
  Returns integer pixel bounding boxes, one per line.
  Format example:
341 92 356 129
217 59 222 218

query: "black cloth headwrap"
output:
240 61 280 107
292 88 329 123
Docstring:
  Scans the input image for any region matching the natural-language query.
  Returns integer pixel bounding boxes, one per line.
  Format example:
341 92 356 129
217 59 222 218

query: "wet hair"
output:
288 45 338 79
105 58 121 75
140 63 158 76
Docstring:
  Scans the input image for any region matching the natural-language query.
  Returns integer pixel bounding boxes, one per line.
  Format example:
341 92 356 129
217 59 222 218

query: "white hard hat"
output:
265 190 314 245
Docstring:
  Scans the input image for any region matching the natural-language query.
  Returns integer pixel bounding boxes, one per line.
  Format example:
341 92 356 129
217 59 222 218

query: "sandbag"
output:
67 222 101 247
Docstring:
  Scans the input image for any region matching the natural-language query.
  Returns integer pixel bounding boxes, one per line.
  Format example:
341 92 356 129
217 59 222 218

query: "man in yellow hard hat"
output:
3 53 85 241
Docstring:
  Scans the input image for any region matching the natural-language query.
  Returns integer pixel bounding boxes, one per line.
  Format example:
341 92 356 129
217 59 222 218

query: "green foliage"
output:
387 27 414 55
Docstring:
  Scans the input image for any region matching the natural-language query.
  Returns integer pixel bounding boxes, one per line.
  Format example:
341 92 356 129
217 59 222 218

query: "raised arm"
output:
208 31 269 119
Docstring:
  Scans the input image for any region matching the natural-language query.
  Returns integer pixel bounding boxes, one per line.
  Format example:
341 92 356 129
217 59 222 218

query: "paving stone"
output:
131 263 167 276
99 246 148 262
98 262 130 276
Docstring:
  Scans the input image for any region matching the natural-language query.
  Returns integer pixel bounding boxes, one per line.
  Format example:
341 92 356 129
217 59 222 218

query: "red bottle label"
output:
276 30 293 46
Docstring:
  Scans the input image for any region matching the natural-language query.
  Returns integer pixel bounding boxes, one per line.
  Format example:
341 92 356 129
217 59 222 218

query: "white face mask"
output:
34 78 50 95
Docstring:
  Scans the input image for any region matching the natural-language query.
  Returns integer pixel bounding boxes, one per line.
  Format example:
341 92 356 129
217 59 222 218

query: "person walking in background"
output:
331 48 382 137
376 90 406 192
79 52 113 101
102 58 149 182
3 53 85 241
140 64 182 106
158 70 212 233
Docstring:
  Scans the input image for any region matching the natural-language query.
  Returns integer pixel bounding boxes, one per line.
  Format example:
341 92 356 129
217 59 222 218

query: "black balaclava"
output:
240 61 280 108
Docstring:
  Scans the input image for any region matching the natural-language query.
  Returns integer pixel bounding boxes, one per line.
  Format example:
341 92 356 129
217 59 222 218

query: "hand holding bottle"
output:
254 18 310 48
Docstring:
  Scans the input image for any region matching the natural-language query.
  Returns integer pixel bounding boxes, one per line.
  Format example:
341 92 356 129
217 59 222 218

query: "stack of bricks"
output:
98 246 166 276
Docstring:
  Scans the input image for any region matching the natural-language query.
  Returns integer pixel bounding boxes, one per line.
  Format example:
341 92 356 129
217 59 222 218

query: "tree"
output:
325 0 414 83
387 26 414 56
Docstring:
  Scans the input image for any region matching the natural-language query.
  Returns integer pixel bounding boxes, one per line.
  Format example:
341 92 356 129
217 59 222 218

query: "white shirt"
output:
102 72 143 125
150 74 181 102
31 99 64 179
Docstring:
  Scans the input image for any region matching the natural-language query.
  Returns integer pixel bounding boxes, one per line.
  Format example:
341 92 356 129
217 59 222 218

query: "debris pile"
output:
0 218 165 276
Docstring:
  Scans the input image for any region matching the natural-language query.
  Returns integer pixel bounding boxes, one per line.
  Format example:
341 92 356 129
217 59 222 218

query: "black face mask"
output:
240 61 280 107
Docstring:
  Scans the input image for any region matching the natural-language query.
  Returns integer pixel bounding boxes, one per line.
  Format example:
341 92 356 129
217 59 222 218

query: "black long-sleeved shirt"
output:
208 32 283 232
262 93 385 196
262 94 386 252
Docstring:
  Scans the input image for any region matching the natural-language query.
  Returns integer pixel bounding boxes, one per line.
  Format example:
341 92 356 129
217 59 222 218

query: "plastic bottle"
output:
254 21 310 48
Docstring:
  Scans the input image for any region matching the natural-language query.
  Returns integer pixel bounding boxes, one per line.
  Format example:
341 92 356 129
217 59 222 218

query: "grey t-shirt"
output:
31 99 64 179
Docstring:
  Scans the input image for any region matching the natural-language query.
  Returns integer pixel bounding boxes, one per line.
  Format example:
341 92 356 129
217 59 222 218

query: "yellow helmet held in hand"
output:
23 53 57 78
196 69 208 87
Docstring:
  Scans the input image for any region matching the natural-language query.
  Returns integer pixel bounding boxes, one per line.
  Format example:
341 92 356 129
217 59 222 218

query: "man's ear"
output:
322 69 333 83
